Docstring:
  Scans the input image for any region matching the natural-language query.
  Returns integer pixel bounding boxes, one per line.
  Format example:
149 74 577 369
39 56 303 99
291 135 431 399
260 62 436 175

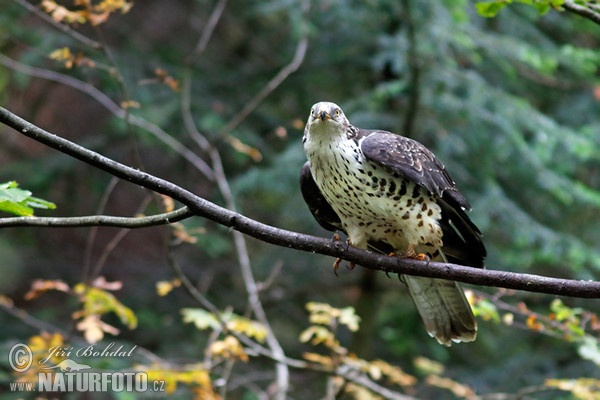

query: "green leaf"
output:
578 336 600 366
475 1 510 17
181 308 220 331
0 181 56 216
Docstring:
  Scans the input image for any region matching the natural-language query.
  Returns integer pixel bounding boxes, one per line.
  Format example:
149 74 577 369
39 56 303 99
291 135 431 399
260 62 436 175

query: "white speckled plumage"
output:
301 101 485 346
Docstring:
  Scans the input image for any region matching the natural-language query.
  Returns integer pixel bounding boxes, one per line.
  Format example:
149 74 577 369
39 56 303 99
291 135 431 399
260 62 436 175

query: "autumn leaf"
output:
208 335 248 362
156 279 181 297
41 0 87 24
140 364 217 396
155 68 181 92
426 375 477 399
76 314 120 344
302 352 334 368
546 378 600 400
226 136 263 162
24 279 70 300
17 332 67 382
73 283 138 330
371 359 417 387
181 308 267 342
161 194 175 212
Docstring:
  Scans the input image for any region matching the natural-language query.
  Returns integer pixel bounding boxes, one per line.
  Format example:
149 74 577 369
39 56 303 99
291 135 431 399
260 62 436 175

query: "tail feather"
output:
404 276 476 346
403 249 477 346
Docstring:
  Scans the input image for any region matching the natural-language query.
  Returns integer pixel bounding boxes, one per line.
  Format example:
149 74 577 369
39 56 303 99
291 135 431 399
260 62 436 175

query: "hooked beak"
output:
318 110 330 121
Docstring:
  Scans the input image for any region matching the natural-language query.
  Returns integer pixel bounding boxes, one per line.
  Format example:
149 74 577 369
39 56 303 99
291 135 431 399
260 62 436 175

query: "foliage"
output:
0 181 56 216
23 277 137 344
475 0 565 17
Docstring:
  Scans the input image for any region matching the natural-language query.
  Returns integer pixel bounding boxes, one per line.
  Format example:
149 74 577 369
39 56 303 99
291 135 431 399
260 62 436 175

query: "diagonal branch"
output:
1 106 600 298
562 0 600 25
0 54 215 181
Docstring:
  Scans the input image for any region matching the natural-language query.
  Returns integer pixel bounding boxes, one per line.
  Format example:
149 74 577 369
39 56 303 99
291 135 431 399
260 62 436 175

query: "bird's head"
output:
305 102 350 135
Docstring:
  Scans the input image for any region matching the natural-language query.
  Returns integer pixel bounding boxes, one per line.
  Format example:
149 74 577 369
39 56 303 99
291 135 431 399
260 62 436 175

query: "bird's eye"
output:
335 108 341 117
311 108 315 116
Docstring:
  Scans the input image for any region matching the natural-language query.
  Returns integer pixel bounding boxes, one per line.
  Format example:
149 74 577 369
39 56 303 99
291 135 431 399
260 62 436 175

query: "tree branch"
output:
12 0 102 49
562 0 600 25
1 106 600 298
0 54 215 181
0 207 192 228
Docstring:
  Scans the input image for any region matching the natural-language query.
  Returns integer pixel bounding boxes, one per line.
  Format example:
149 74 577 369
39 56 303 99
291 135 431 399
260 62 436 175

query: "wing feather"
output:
360 130 470 210
360 131 486 268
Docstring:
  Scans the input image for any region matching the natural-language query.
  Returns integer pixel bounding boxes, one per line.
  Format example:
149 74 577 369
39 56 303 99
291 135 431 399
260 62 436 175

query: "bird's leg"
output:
405 244 430 264
345 238 356 270
331 235 355 276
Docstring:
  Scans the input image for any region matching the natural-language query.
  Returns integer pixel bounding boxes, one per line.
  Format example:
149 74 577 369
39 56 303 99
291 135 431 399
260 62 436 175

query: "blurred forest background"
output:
1 0 600 398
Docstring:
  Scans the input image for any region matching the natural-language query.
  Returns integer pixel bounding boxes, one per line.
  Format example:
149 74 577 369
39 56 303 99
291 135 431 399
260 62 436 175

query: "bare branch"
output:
12 0 102 49
0 54 215 181
218 2 310 137
0 207 192 228
181 1 298 396
1 106 600 299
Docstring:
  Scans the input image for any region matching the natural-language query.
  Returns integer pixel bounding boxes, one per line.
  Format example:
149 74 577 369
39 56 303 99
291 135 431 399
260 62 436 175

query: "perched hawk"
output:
300 101 486 346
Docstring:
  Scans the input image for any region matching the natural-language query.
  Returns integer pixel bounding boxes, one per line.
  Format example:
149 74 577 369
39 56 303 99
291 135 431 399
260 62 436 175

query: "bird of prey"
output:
300 101 486 346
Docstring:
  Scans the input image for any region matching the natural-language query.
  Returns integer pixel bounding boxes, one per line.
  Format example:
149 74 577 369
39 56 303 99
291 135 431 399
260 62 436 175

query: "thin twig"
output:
83 177 120 283
1 106 600 299
0 207 192 228
187 0 228 65
218 1 310 137
12 0 102 49
182 0 298 400
0 53 215 181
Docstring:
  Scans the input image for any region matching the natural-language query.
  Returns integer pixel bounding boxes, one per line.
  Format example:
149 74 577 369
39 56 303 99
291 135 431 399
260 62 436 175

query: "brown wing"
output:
360 131 486 268
360 130 470 210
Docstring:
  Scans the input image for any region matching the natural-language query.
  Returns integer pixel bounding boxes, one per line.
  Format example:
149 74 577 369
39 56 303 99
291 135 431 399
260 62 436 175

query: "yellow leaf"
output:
75 283 138 330
526 315 544 331
226 136 262 162
171 223 199 244
344 382 384 400
371 359 417 387
49 47 72 61
142 364 217 396
414 356 445 375
208 335 248 362
161 194 175 212
546 378 600 400
94 0 133 14
302 352 334 368
426 375 477 399
181 308 220 331
227 316 267 342
120 100 141 109
156 279 181 297
155 68 180 92
41 0 87 24
299 326 335 346
339 306 360 332
16 333 67 382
